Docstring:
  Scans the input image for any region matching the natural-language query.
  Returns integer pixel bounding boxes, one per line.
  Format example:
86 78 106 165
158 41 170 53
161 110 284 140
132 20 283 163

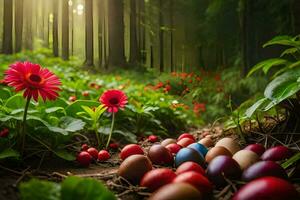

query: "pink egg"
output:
177 138 195 147
166 143 182 154
244 144 265 156
177 133 196 142
141 168 177 191
261 146 292 161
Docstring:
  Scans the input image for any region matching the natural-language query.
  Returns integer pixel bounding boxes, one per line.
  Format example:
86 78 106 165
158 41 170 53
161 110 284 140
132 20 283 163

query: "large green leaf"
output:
264 69 300 105
245 97 269 118
54 150 76 161
61 176 116 200
0 87 11 99
263 35 300 48
20 179 61 200
0 149 20 160
65 100 100 117
247 58 288 77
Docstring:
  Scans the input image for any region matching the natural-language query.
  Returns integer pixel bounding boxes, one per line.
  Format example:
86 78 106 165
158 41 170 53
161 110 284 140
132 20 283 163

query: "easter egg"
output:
140 168 176 191
166 143 182 154
215 137 240 154
261 146 292 161
199 138 214 148
188 143 208 157
118 155 152 184
176 161 205 175
232 150 260 170
177 138 195 147
244 144 265 156
205 146 232 163
161 138 177 146
175 148 204 167
148 144 174 165
177 133 196 142
120 144 144 160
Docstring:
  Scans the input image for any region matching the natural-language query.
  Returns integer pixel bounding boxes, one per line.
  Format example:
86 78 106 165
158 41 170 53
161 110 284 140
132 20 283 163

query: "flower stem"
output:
21 97 31 155
106 112 115 149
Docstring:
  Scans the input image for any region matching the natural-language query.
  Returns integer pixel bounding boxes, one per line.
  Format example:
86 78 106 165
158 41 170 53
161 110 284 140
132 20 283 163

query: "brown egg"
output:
233 150 260 170
205 146 232 163
161 138 177 146
215 137 240 154
149 183 203 200
148 144 174 165
199 138 214 148
118 155 152 184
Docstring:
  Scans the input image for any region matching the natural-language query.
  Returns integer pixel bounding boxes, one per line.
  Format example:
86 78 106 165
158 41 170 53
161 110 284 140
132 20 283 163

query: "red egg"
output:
261 146 292 161
206 155 242 187
148 144 174 165
233 177 299 200
176 161 205 176
161 138 177 146
242 161 287 182
173 171 213 193
77 151 92 167
120 144 144 160
244 144 265 156
166 143 182 154
177 133 196 142
141 168 177 191
148 135 158 143
87 147 98 160
177 138 195 147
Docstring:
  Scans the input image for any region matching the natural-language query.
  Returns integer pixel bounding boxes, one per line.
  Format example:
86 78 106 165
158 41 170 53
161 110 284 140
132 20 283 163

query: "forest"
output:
0 0 300 199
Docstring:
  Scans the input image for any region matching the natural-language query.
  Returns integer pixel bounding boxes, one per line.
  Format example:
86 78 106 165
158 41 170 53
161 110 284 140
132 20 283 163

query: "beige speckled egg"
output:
199 138 214 148
233 150 260 170
215 138 240 154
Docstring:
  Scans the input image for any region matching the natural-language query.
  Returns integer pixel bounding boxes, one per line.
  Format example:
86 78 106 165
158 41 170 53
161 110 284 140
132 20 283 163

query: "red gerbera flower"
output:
4 62 61 102
99 89 128 113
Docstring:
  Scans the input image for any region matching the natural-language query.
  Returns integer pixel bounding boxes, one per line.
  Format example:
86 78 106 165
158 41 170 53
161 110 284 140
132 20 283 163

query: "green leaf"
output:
281 152 300 169
263 35 300 48
247 58 288 77
59 117 85 132
0 87 11 99
61 176 116 200
264 69 300 105
20 179 61 200
280 47 300 57
245 98 269 118
65 100 100 117
45 107 65 114
0 149 20 160
5 94 26 109
54 150 76 161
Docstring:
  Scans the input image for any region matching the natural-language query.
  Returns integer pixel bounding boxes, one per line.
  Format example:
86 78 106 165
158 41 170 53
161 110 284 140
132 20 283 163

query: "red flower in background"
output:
164 84 172 93
193 103 206 116
0 128 9 138
154 81 164 89
100 89 128 113
214 74 221 81
4 62 61 101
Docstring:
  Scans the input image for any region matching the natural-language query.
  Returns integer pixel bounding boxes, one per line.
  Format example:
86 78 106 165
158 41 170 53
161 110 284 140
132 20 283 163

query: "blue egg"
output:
175 148 205 167
188 143 208 157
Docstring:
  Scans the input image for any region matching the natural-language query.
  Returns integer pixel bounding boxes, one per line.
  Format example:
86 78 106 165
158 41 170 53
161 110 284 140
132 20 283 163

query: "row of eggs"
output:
117 133 299 199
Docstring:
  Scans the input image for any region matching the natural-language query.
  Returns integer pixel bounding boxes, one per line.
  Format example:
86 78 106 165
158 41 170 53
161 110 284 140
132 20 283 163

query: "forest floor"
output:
1 123 300 200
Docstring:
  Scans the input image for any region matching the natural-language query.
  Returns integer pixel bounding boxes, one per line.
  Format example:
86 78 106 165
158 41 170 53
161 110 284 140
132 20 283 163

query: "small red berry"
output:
81 144 89 151
87 147 98 160
109 143 119 149
77 151 92 167
0 128 9 138
69 96 76 102
82 91 89 97
98 150 111 161
148 135 158 143
120 144 144 160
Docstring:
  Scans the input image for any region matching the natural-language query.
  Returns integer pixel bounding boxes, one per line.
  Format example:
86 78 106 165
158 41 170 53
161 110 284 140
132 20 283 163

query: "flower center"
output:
29 74 42 83
109 98 119 105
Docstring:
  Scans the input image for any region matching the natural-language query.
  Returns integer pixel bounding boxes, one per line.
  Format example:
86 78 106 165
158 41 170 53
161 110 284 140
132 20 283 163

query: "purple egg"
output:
242 161 288 182
206 155 241 187
233 177 299 200
261 146 292 161
244 144 265 156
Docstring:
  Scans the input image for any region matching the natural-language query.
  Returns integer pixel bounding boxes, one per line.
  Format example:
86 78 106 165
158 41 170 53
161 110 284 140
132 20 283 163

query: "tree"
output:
2 0 13 54
24 0 33 50
85 0 94 66
108 0 126 67
159 0 164 72
53 0 59 56
15 0 24 53
129 0 139 64
62 0 69 60
170 0 174 71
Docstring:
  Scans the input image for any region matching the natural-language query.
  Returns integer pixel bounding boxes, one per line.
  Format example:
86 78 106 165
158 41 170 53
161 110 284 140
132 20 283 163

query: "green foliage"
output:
20 176 116 200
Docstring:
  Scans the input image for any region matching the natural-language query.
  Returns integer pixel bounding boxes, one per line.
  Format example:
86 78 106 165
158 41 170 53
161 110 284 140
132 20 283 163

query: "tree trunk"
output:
85 0 94 66
52 0 59 56
139 0 146 64
108 0 126 67
15 0 24 53
24 0 33 50
129 0 139 64
61 0 69 60
170 0 174 72
97 0 103 66
2 0 13 54
159 0 164 72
